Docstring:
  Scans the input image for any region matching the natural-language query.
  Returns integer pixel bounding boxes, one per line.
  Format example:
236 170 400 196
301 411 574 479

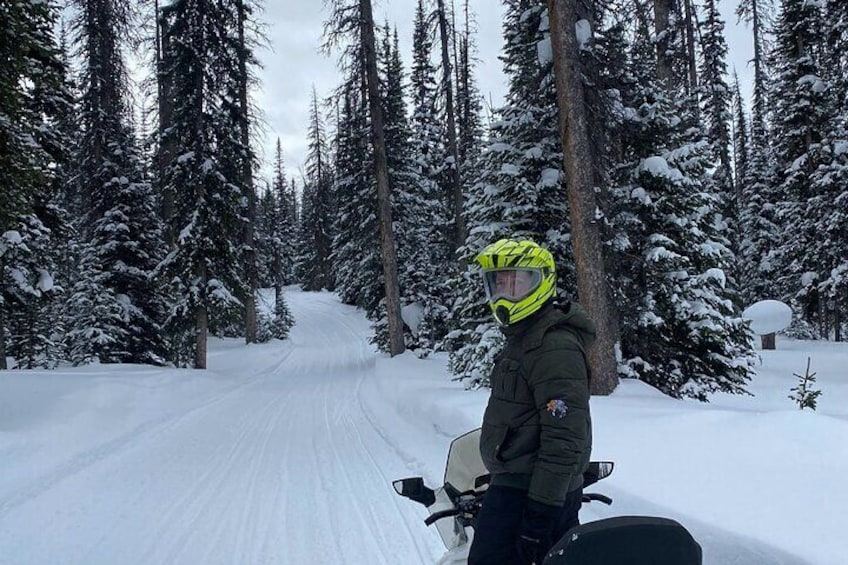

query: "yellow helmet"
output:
475 238 557 326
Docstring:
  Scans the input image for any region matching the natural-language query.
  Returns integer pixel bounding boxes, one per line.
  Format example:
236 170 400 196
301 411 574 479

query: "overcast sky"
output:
253 0 755 183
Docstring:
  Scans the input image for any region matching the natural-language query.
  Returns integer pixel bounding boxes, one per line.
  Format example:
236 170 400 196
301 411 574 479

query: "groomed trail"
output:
0 289 831 564
0 291 443 565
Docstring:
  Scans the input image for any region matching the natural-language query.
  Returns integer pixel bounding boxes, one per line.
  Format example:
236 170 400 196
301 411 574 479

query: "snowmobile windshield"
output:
482 268 543 302
444 428 488 494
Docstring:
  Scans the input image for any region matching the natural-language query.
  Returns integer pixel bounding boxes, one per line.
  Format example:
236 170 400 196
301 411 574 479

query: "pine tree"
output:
807 0 848 340
447 0 572 386
372 26 450 355
731 70 749 201
63 0 166 366
699 0 735 230
735 0 779 306
330 77 383 316
156 0 252 368
768 0 829 335
605 0 755 399
0 0 71 369
324 0 405 355
296 88 335 291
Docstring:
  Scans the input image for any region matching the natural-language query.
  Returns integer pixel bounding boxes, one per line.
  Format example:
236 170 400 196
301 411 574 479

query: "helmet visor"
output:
482 268 543 302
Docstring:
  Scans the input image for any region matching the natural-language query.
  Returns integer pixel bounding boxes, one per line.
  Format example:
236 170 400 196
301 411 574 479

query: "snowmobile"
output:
393 428 702 565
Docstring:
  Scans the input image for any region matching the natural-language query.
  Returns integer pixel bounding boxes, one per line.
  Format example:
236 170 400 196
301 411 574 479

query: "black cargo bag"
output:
543 516 703 565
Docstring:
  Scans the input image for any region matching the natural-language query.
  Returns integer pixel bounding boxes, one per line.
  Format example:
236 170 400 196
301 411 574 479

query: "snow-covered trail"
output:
0 292 440 565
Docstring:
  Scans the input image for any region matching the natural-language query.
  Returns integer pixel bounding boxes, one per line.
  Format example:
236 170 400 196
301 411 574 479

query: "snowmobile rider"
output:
468 238 596 565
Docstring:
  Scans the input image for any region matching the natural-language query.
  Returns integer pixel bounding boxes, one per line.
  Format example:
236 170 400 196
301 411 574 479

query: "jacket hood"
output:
504 299 597 352
555 301 597 350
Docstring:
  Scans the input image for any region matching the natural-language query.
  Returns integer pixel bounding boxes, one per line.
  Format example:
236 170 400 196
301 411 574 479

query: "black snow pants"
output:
467 484 582 565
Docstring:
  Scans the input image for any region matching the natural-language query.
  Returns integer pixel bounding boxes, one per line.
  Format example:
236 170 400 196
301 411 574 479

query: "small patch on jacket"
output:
546 399 568 418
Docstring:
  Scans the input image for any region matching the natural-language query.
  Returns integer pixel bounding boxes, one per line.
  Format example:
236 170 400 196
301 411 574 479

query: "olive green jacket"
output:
479 301 596 507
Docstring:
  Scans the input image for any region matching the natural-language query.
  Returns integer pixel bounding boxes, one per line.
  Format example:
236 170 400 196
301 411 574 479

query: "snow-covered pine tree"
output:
699 0 735 244
330 79 383 315
736 0 779 306
447 0 573 386
155 0 251 368
0 0 72 369
806 0 848 340
296 88 336 292
768 0 830 336
63 0 166 366
370 26 450 355
731 70 749 202
606 0 755 399
274 141 298 287
324 0 405 354
454 0 486 244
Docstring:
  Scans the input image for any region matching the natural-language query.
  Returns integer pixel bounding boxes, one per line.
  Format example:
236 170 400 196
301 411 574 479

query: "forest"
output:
1 0 846 401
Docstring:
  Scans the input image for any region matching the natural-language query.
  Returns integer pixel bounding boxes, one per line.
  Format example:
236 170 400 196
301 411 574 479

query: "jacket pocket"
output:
479 422 509 471
492 358 520 400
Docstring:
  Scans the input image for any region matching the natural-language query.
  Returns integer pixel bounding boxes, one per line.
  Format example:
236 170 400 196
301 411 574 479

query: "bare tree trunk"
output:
195 267 209 369
683 0 698 95
750 0 766 143
0 256 6 370
237 0 257 344
360 0 405 356
435 0 466 255
548 0 620 395
194 2 208 369
654 0 674 86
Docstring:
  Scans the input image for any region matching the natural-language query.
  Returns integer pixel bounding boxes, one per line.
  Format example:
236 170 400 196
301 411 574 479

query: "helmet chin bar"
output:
495 305 511 326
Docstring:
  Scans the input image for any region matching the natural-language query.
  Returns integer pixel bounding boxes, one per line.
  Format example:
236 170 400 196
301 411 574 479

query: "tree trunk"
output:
548 0 620 395
237 0 257 344
761 332 775 350
683 0 698 95
360 0 405 356
195 294 208 369
654 0 674 86
194 1 208 369
435 0 466 256
750 0 766 145
0 256 6 370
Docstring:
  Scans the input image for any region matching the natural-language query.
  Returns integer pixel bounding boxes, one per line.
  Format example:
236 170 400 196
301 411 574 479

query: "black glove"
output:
515 498 561 565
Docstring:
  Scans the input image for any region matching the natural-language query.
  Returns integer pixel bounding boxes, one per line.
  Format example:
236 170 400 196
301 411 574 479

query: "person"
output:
468 238 596 565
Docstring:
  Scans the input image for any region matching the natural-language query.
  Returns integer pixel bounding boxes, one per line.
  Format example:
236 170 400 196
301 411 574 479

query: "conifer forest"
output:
2 0 846 401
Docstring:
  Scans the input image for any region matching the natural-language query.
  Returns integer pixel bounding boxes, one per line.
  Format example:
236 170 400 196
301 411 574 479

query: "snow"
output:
2 231 23 246
401 301 425 336
1 289 847 564
537 37 553 65
538 168 560 187
638 156 684 181
743 300 793 336
575 19 592 50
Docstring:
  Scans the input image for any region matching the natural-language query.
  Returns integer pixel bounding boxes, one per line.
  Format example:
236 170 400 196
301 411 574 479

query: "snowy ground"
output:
1 288 846 564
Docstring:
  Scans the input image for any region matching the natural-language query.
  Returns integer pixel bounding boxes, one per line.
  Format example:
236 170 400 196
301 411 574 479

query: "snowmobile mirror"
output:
583 461 615 488
392 478 436 507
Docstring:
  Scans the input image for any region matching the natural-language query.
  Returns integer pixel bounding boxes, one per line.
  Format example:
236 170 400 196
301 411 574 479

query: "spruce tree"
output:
447 0 572 386
699 0 735 230
330 79 383 316
296 88 335 291
0 0 71 369
606 0 755 399
63 0 166 366
372 26 450 355
156 0 252 368
768 0 829 335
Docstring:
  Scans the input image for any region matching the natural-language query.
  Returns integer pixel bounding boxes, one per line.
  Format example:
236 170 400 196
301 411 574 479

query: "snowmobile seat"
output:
543 515 702 565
